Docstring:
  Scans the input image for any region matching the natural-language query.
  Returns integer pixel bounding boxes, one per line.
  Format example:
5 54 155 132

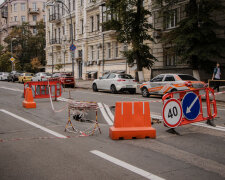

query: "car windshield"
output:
178 75 197 81
118 74 133 79
45 73 52 76
61 74 71 77
25 73 33 76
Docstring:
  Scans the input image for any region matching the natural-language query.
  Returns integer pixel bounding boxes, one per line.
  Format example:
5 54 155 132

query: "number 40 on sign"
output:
162 99 183 128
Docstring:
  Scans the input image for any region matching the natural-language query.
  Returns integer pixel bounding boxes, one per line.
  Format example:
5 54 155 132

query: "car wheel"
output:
129 89 136 94
142 87 150 97
92 83 98 92
111 85 117 94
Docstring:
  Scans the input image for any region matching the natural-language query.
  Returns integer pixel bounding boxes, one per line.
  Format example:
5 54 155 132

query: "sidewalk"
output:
75 80 225 103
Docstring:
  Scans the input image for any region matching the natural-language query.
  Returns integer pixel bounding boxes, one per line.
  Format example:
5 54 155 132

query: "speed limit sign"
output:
163 99 182 128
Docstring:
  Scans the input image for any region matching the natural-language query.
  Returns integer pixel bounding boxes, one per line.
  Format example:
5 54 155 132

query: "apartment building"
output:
0 0 46 46
45 0 136 80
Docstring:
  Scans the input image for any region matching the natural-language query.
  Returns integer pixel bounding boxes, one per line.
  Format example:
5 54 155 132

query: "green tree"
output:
0 51 12 72
157 0 225 76
104 0 157 81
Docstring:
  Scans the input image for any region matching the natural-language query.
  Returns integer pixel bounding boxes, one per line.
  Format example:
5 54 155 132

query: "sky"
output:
0 0 4 5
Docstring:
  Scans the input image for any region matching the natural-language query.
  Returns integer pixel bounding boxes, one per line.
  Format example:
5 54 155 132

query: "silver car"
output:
31 72 52 81
92 73 137 94
0 72 9 81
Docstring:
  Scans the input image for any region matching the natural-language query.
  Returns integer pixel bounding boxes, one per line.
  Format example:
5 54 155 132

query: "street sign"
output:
10 57 15 62
182 92 200 120
70 44 76 51
163 99 182 128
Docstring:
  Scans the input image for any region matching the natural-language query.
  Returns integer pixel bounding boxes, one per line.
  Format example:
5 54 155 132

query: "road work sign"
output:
182 92 200 120
163 99 182 128
10 57 15 62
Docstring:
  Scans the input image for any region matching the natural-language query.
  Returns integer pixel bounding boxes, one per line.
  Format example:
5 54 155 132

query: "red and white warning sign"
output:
162 99 182 128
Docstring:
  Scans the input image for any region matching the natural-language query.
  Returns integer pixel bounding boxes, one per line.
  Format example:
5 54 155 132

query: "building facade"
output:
45 0 136 80
0 0 46 46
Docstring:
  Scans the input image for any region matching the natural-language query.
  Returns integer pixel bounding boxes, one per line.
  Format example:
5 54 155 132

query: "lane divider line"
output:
0 109 67 138
0 86 23 92
97 103 113 126
104 104 115 121
90 150 165 180
192 122 225 131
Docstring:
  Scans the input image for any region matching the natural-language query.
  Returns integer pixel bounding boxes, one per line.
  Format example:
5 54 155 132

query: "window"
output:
97 46 100 60
33 27 37 34
164 50 176 66
68 0 71 12
14 16 17 21
90 16 94 32
81 19 83 34
43 15 45 22
107 43 111 59
21 3 25 11
164 75 175 81
58 28 61 40
33 15 37 21
151 75 164 82
73 0 75 10
62 26 65 35
32 3 37 11
164 9 177 29
115 42 119 58
118 74 133 79
102 74 109 79
108 74 116 79
43 2 46 11
178 75 197 81
13 3 17 12
62 4 65 15
81 0 83 6
21 16 25 22
74 22 75 38
97 14 100 31
90 46 94 60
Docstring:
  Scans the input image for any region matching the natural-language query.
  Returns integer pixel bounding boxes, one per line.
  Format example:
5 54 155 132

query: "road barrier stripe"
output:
0 109 67 138
90 150 165 180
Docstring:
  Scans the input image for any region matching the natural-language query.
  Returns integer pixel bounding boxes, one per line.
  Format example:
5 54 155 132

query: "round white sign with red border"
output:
163 98 183 128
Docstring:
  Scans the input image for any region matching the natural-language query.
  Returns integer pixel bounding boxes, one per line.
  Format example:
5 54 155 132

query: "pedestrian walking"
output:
212 62 221 92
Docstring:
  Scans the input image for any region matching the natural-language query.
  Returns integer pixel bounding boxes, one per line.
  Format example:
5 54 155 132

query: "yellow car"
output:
18 73 34 83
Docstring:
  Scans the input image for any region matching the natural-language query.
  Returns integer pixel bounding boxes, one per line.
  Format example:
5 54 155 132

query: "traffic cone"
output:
23 87 36 108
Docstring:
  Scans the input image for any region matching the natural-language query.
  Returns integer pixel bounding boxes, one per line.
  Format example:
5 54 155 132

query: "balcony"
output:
29 21 36 26
49 13 61 24
50 38 61 47
29 8 40 14
9 21 19 27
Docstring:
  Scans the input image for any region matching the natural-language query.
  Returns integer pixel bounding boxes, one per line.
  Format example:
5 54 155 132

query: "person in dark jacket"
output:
212 62 221 92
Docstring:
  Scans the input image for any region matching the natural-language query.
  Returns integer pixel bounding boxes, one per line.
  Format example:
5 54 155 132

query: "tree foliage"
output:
104 0 157 72
158 0 225 70
3 21 46 72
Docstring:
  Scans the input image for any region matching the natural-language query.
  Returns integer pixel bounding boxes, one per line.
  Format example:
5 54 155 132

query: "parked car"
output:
0 72 9 81
92 73 137 94
18 73 34 83
31 72 52 81
8 71 22 82
140 74 206 97
52 73 75 87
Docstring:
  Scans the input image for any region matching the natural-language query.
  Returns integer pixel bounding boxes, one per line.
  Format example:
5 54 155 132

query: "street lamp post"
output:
47 0 75 77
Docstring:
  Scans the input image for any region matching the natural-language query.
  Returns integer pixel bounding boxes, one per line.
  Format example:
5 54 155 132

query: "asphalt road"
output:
0 81 225 180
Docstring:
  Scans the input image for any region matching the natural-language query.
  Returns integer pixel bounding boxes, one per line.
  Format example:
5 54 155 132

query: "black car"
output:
8 71 22 82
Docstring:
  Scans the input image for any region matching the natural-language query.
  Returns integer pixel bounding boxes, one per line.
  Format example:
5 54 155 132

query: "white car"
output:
0 72 9 81
92 73 137 94
31 72 52 81
140 74 206 97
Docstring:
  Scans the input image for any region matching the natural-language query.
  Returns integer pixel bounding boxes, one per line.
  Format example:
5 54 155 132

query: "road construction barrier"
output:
162 87 217 128
109 101 156 140
24 79 62 99
23 87 36 108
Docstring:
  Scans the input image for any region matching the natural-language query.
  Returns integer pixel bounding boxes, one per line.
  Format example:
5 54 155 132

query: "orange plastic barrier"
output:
23 87 36 108
109 101 156 140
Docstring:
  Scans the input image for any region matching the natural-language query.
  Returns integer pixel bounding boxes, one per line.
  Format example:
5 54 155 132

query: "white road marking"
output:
0 109 67 138
192 122 225 132
90 150 165 180
97 103 113 126
0 86 23 92
104 104 115 121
